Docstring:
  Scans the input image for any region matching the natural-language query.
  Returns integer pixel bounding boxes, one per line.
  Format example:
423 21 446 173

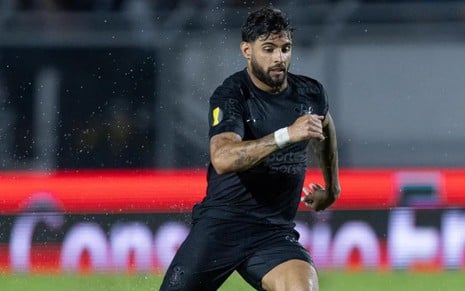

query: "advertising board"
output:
1 169 464 272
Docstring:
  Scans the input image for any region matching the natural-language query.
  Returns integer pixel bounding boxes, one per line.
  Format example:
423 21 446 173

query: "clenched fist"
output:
301 183 337 212
287 114 325 143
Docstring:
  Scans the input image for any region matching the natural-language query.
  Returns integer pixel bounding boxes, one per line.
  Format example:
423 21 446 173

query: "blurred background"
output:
1 0 465 171
1 0 465 288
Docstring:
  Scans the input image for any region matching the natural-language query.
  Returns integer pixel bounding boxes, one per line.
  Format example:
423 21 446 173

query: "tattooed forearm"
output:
234 147 259 169
210 132 278 174
232 139 275 170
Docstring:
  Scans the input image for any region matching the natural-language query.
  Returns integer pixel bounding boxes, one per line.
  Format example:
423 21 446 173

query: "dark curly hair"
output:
241 6 293 42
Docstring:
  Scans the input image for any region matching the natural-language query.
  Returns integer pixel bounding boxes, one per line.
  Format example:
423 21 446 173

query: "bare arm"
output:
210 114 326 175
312 113 340 197
303 112 341 211
210 132 278 174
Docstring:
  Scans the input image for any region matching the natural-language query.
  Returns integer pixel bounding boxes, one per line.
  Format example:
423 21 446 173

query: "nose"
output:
273 49 283 63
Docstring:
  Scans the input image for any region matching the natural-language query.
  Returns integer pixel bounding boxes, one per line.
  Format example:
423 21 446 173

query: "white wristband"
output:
274 127 290 149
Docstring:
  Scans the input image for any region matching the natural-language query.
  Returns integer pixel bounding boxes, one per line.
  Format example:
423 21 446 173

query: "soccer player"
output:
160 6 340 291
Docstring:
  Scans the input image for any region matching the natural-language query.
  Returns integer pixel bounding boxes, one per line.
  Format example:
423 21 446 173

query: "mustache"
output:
269 64 287 71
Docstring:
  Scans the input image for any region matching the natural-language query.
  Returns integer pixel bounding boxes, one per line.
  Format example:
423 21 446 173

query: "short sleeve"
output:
318 82 329 116
208 84 246 139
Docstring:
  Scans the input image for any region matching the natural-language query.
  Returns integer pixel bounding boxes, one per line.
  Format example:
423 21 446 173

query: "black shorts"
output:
159 217 314 291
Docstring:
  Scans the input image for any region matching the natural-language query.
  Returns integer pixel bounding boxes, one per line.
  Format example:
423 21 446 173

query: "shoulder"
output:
213 70 247 96
288 72 325 95
222 70 248 88
288 72 329 115
209 71 248 113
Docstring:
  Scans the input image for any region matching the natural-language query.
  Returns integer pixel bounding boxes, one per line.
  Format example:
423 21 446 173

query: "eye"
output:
282 46 291 53
263 46 274 53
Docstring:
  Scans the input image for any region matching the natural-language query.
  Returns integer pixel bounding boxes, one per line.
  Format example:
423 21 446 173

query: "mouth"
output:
270 65 285 72
270 67 285 78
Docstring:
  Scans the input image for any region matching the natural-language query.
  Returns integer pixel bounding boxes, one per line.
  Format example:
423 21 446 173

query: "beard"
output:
250 57 289 90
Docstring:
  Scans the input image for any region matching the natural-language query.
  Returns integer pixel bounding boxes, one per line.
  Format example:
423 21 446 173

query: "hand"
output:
301 183 336 212
287 114 325 143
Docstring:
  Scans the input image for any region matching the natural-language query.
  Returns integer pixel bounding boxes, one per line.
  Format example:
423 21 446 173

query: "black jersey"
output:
194 69 328 226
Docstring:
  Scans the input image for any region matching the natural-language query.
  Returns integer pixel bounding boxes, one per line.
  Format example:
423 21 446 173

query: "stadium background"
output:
1 0 465 289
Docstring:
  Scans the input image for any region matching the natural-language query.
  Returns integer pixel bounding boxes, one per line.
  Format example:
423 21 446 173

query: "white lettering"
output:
296 221 332 268
153 222 189 269
332 221 380 268
9 212 63 272
388 209 439 269
442 210 465 268
110 223 153 271
61 223 109 271
10 209 465 272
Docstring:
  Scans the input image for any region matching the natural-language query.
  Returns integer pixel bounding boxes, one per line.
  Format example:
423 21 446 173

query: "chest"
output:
243 92 322 139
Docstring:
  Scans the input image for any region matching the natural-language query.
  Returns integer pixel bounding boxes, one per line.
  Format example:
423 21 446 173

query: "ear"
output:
240 41 251 60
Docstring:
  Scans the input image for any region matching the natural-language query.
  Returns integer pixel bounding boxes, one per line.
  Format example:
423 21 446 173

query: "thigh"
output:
159 218 246 291
237 228 314 291
261 259 318 291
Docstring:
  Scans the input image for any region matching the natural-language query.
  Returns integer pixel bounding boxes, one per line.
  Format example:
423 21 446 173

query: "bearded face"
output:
243 32 292 93
250 54 289 89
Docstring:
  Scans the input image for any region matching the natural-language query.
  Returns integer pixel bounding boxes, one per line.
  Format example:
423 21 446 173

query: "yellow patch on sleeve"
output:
212 107 221 126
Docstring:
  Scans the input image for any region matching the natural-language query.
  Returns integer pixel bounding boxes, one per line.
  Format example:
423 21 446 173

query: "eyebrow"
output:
261 41 292 47
261 37 292 44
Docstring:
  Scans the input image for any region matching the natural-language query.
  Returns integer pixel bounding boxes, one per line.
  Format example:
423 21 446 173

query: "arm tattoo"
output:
212 133 278 173
233 142 269 170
